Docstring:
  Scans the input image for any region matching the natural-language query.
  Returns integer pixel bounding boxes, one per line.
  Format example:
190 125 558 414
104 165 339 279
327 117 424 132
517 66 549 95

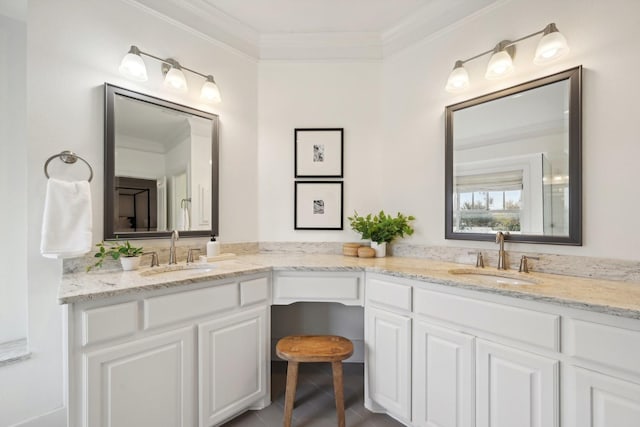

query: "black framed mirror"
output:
104 84 219 240
445 66 581 245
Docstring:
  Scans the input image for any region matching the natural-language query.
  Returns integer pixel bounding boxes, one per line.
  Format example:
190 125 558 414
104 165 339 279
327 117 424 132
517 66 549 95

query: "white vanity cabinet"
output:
84 325 196 427
198 306 268 426
412 320 474 427
366 273 561 427
272 270 364 306
66 273 271 427
476 339 558 427
570 367 640 427
562 316 640 427
365 276 412 422
64 263 640 427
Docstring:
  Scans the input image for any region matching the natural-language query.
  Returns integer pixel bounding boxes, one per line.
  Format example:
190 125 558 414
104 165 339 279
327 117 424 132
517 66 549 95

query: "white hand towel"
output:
40 178 93 259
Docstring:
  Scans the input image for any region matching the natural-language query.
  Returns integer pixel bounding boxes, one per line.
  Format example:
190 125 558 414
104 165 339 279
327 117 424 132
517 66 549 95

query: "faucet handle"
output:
187 248 201 264
518 255 540 273
142 251 159 267
468 251 484 268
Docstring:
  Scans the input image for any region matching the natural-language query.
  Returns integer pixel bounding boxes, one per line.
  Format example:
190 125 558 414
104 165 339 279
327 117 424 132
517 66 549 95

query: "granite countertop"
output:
58 254 640 320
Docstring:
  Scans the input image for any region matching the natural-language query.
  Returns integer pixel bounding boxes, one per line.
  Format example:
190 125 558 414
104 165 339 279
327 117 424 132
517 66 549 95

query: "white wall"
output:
0 0 258 425
0 12 28 344
380 0 640 260
258 61 383 241
115 145 167 180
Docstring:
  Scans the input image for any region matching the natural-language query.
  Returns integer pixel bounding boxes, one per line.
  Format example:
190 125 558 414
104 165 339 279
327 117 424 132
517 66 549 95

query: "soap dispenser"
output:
207 235 220 257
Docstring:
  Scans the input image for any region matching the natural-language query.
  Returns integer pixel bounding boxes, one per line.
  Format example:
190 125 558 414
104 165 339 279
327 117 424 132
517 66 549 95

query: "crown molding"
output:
381 0 497 57
125 0 505 61
126 0 260 59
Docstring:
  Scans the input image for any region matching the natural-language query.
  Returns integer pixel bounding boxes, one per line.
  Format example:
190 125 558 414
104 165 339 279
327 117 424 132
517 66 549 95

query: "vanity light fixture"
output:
445 23 569 93
119 45 222 103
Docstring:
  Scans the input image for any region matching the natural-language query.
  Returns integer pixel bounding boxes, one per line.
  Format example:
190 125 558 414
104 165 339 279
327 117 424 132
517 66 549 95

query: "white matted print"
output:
294 181 343 230
295 128 343 177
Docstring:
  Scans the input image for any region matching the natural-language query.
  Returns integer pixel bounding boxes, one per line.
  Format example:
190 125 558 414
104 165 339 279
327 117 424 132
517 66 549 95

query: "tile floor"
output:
221 362 405 427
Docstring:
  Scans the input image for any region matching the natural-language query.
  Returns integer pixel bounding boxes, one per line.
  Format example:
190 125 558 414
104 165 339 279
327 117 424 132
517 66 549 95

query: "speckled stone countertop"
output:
58 254 640 320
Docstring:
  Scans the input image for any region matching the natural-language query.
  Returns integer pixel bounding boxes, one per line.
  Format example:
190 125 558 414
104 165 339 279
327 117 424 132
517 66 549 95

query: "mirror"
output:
445 67 581 245
104 84 219 239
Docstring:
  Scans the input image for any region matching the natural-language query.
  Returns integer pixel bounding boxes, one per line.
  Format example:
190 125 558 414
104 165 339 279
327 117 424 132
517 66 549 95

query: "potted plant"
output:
88 241 144 271
348 210 415 257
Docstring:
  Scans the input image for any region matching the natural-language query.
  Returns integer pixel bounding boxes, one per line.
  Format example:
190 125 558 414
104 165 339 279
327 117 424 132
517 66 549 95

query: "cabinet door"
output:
199 306 268 426
413 320 474 427
366 306 411 421
476 339 558 427
84 327 195 427
571 366 640 427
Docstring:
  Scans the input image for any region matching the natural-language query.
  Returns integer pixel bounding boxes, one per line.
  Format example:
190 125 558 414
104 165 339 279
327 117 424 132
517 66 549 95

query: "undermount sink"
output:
138 263 216 277
448 268 540 286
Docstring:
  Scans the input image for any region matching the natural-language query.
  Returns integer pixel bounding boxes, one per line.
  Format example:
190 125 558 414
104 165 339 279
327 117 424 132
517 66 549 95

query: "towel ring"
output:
44 150 93 182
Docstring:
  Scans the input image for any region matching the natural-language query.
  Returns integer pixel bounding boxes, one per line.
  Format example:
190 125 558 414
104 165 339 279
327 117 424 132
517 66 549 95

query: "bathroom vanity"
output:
59 254 640 427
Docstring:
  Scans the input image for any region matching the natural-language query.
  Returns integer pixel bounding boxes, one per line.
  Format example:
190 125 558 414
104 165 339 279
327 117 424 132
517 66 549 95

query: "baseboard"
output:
10 407 66 427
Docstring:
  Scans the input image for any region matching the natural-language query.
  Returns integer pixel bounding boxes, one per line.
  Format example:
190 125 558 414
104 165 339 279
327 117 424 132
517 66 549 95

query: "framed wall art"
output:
294 128 343 178
294 181 343 230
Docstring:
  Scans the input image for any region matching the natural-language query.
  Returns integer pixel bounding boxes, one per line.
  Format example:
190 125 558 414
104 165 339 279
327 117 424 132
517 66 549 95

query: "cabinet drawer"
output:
414 288 559 351
565 318 640 375
144 283 238 329
240 277 269 307
273 273 362 305
82 301 139 346
366 278 412 312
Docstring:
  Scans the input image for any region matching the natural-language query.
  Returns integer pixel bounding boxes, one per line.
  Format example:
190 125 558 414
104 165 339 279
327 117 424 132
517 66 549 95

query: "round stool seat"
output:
276 335 354 427
276 335 354 362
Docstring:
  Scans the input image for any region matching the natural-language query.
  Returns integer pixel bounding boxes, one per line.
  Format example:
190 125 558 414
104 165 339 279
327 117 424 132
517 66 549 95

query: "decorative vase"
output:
120 256 141 271
370 242 387 258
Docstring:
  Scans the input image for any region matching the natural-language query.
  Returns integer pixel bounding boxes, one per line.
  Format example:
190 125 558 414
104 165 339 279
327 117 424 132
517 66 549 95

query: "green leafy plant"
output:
88 241 144 271
348 210 415 244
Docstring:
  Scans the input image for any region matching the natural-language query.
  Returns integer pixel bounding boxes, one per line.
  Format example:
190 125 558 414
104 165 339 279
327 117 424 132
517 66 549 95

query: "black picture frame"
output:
294 181 344 230
294 128 344 178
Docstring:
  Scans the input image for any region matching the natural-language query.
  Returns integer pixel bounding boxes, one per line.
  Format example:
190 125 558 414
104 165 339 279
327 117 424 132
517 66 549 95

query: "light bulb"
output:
164 65 188 92
200 75 222 102
445 61 470 93
119 46 147 81
485 50 514 80
535 24 569 65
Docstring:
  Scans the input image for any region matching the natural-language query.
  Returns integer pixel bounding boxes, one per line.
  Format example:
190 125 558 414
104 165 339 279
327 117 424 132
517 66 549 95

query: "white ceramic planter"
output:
120 256 141 271
370 241 387 258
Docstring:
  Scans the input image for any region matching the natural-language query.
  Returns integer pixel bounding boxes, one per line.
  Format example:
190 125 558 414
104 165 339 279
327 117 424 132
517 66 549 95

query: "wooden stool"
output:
276 335 354 427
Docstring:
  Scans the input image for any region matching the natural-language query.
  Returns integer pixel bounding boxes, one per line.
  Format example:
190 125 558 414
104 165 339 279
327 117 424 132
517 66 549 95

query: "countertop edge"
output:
58 257 640 320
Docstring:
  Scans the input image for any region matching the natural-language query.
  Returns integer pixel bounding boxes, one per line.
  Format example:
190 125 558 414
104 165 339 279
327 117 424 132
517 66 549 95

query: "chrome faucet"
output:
169 230 179 265
496 231 507 270
519 255 540 273
468 251 484 268
142 251 159 267
186 248 201 264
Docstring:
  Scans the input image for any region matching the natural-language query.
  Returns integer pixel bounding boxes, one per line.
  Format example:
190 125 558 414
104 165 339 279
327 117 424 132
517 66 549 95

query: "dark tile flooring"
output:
221 362 405 427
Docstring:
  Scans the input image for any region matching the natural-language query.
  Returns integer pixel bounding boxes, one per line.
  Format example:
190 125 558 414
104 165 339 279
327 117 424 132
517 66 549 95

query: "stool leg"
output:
283 361 299 427
331 361 346 427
